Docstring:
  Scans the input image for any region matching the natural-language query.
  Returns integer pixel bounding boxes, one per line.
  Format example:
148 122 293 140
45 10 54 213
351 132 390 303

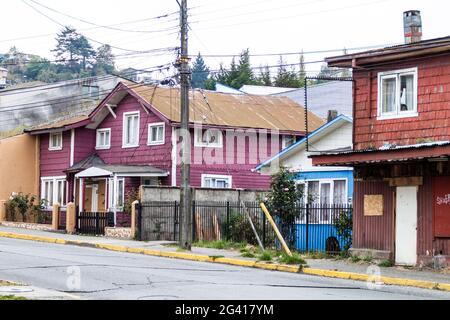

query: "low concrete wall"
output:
0 221 53 232
140 186 268 203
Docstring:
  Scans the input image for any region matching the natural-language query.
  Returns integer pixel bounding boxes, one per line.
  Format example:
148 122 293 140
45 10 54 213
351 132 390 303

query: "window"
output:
108 178 125 210
202 174 232 189
378 68 418 119
96 128 111 150
82 85 100 100
49 132 63 151
282 135 297 149
148 123 165 145
302 179 348 205
41 177 66 208
194 128 223 148
141 177 158 186
122 112 140 148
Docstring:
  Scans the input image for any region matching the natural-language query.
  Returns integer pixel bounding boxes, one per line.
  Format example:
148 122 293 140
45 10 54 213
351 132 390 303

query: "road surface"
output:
0 237 448 300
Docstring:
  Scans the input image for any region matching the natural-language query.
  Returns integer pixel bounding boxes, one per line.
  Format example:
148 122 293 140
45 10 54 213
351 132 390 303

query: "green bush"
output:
278 252 306 265
5 193 46 223
258 251 273 262
378 260 394 268
334 209 353 252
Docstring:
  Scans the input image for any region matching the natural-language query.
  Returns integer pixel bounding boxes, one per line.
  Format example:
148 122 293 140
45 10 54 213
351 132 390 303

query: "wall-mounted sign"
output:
364 195 384 216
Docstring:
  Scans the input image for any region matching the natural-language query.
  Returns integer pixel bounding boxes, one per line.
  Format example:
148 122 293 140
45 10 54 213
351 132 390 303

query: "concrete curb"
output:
1 231 449 293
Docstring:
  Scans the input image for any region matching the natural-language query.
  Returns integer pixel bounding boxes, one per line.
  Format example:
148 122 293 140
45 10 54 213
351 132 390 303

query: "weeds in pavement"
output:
278 252 306 265
194 240 246 250
378 260 395 268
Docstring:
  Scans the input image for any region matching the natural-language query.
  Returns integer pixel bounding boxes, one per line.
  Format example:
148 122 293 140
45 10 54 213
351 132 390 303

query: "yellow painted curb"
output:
1 231 449 293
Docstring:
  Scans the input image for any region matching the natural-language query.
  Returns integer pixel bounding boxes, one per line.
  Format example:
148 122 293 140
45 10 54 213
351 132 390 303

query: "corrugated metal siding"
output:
353 180 395 253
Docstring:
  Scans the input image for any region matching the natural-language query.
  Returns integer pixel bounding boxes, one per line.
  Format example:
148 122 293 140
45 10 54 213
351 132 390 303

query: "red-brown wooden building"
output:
311 21 450 266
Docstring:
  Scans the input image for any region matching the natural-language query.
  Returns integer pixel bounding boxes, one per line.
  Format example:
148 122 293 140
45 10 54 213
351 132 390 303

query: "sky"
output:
1 0 448 79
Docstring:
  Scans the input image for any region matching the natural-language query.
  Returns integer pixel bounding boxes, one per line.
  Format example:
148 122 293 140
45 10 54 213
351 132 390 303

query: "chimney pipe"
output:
404 10 422 44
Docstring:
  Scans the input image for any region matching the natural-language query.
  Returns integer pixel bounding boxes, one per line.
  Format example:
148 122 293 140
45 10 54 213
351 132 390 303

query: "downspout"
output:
171 126 177 187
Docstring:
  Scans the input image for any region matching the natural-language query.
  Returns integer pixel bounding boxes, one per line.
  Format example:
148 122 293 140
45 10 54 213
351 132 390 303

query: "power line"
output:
28 0 180 34
20 0 167 53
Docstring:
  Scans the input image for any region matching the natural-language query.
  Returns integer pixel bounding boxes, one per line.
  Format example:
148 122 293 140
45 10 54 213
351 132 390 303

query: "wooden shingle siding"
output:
354 55 450 150
74 128 96 164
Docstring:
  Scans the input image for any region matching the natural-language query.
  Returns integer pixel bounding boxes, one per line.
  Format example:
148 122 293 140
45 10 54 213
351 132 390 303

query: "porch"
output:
74 164 169 228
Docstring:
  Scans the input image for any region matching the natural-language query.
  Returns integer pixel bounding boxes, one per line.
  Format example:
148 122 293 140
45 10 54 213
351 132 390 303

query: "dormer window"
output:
378 68 418 119
49 132 63 151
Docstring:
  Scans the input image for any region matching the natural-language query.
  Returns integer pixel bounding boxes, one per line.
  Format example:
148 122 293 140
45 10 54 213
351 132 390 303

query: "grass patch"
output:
362 256 374 263
378 260 395 268
278 252 306 265
241 251 256 258
351 255 361 263
0 296 27 300
303 251 333 260
258 251 273 262
193 240 246 250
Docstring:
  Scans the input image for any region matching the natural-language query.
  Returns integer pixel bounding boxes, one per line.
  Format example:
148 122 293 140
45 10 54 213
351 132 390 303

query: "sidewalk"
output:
0 226 449 292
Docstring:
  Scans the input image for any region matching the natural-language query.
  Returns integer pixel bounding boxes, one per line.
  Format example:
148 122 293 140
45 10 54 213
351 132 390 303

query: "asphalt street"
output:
0 237 449 300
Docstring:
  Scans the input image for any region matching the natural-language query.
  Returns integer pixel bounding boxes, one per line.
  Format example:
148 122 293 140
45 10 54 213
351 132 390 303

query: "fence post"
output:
66 202 76 234
305 202 309 253
131 200 139 240
95 212 100 235
174 201 178 242
52 203 60 231
0 200 6 223
192 201 196 242
226 201 230 241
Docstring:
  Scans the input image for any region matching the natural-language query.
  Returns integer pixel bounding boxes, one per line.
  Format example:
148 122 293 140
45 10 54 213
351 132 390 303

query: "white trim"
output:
147 122 165 146
70 129 75 166
201 174 232 189
48 132 63 151
377 67 418 120
194 128 223 148
96 128 112 150
171 127 177 187
41 176 67 210
298 178 349 205
122 111 140 149
115 172 169 178
76 167 113 178
79 178 84 213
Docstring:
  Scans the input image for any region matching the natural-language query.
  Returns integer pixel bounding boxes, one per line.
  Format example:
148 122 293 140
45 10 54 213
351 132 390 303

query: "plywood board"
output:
364 195 384 216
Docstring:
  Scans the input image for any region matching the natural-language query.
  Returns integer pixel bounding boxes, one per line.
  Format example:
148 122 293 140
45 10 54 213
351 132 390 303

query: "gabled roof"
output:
256 114 353 170
91 82 324 133
25 115 90 134
65 154 105 173
326 35 450 68
215 83 244 95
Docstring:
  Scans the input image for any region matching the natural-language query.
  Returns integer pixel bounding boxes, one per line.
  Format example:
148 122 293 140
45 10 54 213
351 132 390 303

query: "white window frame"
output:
194 128 223 148
48 132 63 151
108 177 125 211
41 176 67 209
147 122 165 146
122 111 140 148
96 128 111 150
201 174 232 189
377 67 418 120
282 135 297 149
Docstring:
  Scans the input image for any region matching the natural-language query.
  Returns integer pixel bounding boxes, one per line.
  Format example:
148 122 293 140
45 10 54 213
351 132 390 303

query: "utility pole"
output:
178 0 192 250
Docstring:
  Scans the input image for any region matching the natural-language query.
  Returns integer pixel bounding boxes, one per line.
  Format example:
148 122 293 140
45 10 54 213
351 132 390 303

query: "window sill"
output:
377 112 418 121
122 144 139 149
96 146 111 150
194 144 223 148
48 147 63 151
147 141 165 146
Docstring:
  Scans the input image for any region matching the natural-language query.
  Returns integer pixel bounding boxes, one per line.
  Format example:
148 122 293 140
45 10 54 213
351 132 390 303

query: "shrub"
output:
334 209 353 252
278 252 306 265
123 188 139 215
5 193 45 223
258 251 273 262
378 260 394 268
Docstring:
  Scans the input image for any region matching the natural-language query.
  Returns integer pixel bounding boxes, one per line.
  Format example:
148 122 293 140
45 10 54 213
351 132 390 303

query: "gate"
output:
76 211 115 235
138 202 179 241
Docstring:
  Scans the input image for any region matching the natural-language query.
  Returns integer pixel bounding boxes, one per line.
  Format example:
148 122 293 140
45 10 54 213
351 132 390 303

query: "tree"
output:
273 56 302 88
265 167 304 248
191 52 210 89
94 44 115 75
25 57 52 80
257 65 272 86
52 26 95 72
229 49 256 89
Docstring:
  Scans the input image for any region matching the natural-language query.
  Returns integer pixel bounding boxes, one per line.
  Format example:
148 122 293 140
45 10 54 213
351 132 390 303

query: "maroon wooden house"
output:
26 82 323 227
312 23 450 266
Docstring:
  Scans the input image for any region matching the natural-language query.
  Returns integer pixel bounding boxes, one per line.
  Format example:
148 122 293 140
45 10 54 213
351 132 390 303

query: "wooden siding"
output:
353 54 450 150
40 131 71 177
74 128 96 164
95 94 172 174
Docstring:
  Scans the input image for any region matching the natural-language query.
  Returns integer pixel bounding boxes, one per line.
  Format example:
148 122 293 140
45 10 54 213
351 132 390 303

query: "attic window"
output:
49 132 63 151
378 68 418 119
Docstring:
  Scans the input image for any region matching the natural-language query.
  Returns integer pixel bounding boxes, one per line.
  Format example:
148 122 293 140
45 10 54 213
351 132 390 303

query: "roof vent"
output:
404 10 422 44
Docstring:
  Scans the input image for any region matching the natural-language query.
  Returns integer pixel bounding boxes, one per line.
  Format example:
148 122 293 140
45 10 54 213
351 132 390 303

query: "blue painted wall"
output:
294 170 354 200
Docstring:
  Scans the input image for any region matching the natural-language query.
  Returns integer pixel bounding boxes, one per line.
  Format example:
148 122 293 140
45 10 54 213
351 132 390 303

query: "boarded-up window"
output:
434 177 450 237
364 195 384 216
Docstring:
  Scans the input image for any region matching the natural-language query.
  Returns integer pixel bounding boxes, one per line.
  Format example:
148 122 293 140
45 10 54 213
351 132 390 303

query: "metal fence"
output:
138 201 352 253
76 211 115 235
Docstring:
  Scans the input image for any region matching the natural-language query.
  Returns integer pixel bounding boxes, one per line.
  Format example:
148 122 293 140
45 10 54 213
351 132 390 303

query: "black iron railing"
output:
76 211 115 235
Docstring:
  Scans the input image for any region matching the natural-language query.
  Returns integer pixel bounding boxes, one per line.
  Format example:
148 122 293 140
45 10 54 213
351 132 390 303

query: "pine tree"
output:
95 44 115 75
257 65 272 86
191 52 210 89
274 56 302 88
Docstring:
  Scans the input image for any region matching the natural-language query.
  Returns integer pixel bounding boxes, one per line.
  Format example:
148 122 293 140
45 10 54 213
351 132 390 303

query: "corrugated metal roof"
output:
26 115 89 132
131 84 324 132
